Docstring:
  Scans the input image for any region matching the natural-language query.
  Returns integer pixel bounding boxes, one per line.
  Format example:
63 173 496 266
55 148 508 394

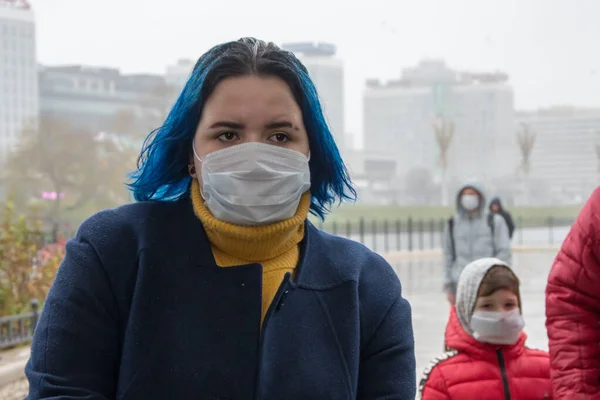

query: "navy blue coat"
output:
25 198 416 399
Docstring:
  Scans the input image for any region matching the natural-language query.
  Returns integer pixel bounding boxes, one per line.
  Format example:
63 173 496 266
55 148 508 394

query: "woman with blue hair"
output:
25 37 415 399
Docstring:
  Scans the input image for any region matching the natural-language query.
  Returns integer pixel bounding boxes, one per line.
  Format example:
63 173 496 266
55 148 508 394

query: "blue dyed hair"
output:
128 37 355 220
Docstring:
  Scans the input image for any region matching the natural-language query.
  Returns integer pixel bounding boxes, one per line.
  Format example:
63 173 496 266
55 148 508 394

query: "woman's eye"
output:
269 132 289 142
217 132 238 141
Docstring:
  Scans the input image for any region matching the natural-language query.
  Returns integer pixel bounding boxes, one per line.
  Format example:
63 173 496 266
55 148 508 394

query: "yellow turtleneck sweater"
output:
190 180 310 323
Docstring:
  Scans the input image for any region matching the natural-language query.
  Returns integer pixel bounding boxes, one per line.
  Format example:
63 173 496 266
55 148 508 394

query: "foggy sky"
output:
28 0 600 147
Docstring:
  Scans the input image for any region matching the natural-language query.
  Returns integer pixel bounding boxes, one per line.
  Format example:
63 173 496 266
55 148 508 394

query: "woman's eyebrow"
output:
209 121 244 129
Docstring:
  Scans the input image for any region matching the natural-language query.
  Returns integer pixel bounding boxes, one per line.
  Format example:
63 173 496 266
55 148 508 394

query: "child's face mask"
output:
471 288 523 345
470 309 525 345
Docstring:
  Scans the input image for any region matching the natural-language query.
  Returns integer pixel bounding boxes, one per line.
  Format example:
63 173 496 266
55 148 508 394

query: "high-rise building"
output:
0 0 37 163
517 107 600 203
164 58 194 105
282 42 346 153
363 60 516 200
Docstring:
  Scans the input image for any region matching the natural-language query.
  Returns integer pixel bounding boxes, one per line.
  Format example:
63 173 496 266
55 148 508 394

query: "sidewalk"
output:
0 378 27 400
0 347 29 387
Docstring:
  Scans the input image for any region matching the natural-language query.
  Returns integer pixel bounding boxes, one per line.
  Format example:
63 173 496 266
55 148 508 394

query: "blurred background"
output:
2 0 600 227
0 0 598 397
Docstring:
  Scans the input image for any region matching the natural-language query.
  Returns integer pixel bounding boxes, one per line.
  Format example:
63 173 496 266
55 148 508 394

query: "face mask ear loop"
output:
192 139 203 163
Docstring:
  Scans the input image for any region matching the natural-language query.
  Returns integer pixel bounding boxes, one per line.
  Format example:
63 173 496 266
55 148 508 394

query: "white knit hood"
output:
455 257 512 336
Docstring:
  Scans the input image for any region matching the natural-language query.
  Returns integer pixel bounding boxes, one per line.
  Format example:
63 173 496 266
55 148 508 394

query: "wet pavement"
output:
0 347 30 400
0 379 26 400
395 250 557 373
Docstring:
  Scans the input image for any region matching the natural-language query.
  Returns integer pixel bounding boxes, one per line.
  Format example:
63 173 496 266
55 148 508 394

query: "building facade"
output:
39 65 169 136
343 149 404 205
363 60 516 203
282 42 346 153
0 0 37 164
516 107 600 203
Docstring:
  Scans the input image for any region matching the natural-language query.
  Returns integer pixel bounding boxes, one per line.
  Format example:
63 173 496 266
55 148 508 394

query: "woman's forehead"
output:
201 75 302 124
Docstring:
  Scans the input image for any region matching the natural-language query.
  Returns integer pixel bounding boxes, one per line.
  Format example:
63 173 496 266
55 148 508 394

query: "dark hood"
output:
489 197 503 210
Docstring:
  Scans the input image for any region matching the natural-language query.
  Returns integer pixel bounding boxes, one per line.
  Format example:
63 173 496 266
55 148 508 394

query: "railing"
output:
314 216 576 253
0 300 40 350
40 230 74 245
5 230 75 246
37 216 576 252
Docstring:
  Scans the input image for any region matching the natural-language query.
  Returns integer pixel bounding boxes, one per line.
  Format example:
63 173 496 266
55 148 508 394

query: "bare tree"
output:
433 115 455 206
516 122 536 205
143 82 179 128
112 108 138 136
2 116 134 226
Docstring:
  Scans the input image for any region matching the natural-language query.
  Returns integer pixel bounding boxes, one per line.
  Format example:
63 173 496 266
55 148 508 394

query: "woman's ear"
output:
188 162 196 178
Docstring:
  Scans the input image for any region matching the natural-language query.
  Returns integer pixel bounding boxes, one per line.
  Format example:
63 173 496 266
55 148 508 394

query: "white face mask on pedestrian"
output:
192 141 311 226
460 194 480 211
470 309 525 345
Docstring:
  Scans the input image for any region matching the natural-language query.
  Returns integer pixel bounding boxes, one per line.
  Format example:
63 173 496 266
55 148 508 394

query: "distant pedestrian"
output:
420 257 552 400
489 197 515 240
443 182 512 305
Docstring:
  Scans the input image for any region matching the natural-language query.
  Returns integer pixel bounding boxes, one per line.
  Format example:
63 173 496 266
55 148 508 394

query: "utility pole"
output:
434 115 454 206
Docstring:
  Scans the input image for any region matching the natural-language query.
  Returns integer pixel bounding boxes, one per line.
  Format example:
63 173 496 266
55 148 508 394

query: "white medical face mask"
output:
461 194 480 211
193 141 311 226
470 309 525 345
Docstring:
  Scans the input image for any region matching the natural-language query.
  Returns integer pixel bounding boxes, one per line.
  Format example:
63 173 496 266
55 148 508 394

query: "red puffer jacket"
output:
546 187 600 399
419 307 552 399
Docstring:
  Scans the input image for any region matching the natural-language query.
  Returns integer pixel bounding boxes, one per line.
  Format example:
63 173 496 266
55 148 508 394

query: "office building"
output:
517 107 600 203
282 42 346 153
39 65 169 136
363 60 517 202
0 0 37 163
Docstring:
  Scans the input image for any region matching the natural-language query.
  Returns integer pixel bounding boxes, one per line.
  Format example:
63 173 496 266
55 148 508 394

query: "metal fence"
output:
36 216 576 252
314 216 575 253
40 230 73 245
0 300 40 350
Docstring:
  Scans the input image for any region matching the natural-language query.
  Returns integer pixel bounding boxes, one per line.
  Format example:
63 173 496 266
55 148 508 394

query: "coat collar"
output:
174 195 352 289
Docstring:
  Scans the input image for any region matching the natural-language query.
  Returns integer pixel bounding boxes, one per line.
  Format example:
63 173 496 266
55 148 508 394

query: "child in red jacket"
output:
419 257 552 399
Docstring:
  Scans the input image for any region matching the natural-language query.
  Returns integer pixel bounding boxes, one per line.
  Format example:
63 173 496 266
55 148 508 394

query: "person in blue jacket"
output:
25 37 416 400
